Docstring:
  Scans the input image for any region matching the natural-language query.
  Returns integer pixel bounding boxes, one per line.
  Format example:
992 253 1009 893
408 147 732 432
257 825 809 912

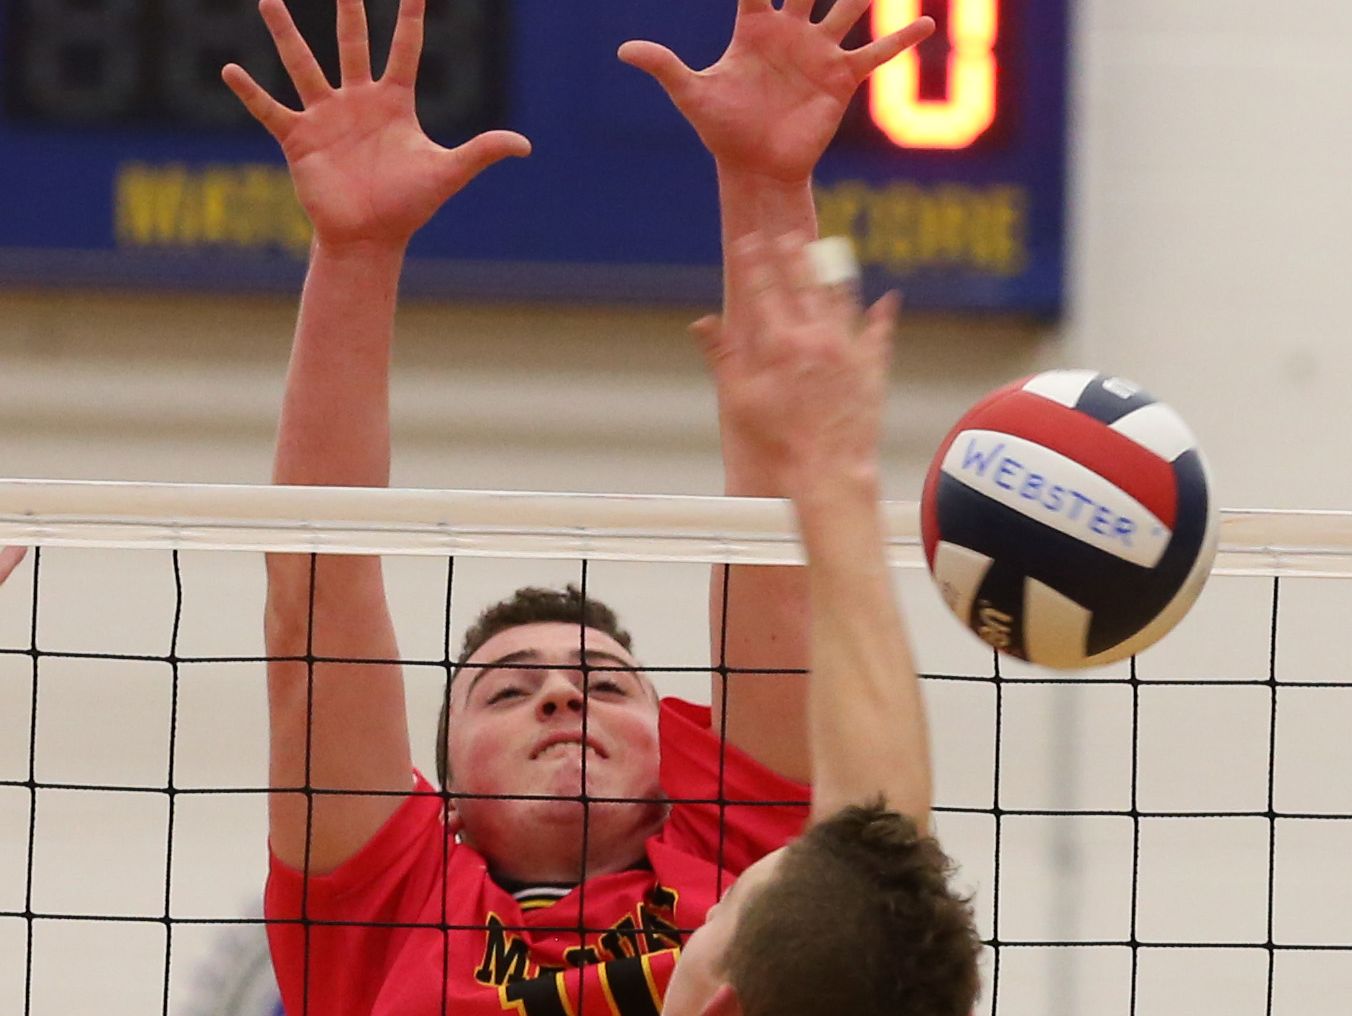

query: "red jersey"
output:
266 698 810 1015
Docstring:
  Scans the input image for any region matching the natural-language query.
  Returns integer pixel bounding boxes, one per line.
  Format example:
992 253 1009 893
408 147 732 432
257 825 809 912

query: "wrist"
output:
716 166 816 232
720 430 791 497
715 161 813 193
793 470 888 568
789 464 883 513
310 236 410 269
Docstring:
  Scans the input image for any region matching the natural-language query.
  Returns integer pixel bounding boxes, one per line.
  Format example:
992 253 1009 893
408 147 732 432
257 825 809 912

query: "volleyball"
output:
921 370 1219 668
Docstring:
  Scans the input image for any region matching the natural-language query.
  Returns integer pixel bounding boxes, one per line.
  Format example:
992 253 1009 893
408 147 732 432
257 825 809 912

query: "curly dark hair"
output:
435 585 635 789
726 801 982 1016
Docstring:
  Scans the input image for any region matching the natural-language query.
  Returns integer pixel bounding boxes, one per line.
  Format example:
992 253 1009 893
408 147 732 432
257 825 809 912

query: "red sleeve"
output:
657 698 811 876
265 773 447 1016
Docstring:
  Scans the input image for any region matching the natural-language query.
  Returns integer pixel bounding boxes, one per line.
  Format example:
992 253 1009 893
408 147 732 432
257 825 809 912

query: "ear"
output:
442 795 465 839
701 984 743 1016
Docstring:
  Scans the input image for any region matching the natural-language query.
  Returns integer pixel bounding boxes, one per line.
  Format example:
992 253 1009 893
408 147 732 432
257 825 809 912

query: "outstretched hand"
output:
222 0 530 251
620 0 933 181
691 235 898 495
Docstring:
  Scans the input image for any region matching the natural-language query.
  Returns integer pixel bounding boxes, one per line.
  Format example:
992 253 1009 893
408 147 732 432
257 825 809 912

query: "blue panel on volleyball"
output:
0 0 1070 315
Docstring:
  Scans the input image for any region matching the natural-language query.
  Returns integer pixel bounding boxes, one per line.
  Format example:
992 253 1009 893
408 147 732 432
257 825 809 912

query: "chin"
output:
523 795 590 826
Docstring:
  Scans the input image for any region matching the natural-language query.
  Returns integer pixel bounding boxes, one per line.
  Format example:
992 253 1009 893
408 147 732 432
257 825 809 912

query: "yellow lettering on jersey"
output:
596 960 621 1015
486 885 684 1015
640 951 669 1010
500 952 679 1016
564 944 603 967
599 915 641 959
557 972 578 1016
476 913 532 986
638 901 682 953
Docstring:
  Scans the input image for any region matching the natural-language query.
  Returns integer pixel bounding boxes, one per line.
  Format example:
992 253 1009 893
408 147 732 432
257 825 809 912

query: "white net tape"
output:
1 479 1351 575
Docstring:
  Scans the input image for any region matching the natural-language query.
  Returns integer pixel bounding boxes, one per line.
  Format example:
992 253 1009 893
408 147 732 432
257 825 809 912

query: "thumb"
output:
618 40 695 101
441 130 532 193
458 130 532 173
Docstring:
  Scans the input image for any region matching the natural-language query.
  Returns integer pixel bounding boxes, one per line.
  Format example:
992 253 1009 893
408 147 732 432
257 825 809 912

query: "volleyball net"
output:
2 479 1351 1015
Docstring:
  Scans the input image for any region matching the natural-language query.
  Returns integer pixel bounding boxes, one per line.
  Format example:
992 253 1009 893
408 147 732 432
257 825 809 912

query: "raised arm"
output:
621 2 933 782
692 234 932 829
222 0 528 873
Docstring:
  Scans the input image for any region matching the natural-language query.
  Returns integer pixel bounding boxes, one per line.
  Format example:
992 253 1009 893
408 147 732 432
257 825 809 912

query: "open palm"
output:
693 234 898 490
222 0 529 249
620 0 933 181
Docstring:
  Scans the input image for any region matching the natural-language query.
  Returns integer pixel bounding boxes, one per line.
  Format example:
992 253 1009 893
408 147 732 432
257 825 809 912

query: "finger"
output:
737 0 773 12
222 63 299 139
688 314 728 369
0 546 27 586
617 41 698 102
817 270 860 327
437 130 533 195
258 0 332 107
336 0 373 84
777 233 829 323
819 0 872 41
783 0 817 20
862 290 902 362
845 16 936 79
806 236 864 324
385 0 426 88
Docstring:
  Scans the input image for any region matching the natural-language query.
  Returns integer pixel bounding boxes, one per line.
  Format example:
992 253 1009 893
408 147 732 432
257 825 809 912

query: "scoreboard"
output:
0 0 1070 314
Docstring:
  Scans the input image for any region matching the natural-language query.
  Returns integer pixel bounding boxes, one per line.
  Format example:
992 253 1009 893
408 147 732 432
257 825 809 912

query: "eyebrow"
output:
464 648 639 704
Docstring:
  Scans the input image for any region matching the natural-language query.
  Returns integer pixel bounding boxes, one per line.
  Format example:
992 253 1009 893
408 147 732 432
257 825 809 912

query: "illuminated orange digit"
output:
871 0 999 149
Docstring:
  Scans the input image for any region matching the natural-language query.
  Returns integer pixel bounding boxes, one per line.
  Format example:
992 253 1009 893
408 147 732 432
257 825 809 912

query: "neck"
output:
463 799 667 885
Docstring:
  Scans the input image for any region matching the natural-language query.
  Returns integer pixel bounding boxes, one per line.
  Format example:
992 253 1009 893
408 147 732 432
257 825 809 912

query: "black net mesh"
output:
2 546 1350 1014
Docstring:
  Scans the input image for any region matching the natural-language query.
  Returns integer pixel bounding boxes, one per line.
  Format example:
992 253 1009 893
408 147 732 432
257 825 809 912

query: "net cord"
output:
0 479 1350 575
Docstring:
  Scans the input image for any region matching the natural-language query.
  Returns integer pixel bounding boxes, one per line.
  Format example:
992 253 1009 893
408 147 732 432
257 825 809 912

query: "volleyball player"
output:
222 0 940 1011
657 232 980 1014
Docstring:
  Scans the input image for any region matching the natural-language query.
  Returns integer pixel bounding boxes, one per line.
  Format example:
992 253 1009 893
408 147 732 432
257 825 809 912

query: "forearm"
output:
267 239 403 635
265 240 414 869
266 238 406 641
717 167 818 403
273 241 404 489
707 171 818 780
797 476 933 831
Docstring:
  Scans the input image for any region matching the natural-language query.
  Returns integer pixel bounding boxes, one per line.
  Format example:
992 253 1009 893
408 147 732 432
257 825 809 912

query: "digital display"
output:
3 0 507 136
872 0 1000 149
0 0 1070 315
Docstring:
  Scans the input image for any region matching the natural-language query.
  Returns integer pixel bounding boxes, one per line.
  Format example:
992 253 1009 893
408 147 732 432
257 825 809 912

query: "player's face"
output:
662 847 789 1016
446 622 664 878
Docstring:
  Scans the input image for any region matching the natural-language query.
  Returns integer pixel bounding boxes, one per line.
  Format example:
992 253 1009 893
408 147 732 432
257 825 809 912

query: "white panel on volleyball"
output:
1022 580 1095 670
1109 403 1199 463
930 541 995 632
1019 369 1099 408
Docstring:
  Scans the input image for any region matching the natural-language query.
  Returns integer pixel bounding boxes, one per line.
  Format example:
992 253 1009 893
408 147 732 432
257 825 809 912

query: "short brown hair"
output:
436 585 634 789
726 802 982 1015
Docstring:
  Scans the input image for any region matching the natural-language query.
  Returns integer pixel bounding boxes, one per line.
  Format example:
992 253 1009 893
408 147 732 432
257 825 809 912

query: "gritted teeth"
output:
534 740 600 760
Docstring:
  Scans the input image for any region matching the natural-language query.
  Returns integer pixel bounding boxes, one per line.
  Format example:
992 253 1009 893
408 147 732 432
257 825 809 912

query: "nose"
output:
535 669 585 719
